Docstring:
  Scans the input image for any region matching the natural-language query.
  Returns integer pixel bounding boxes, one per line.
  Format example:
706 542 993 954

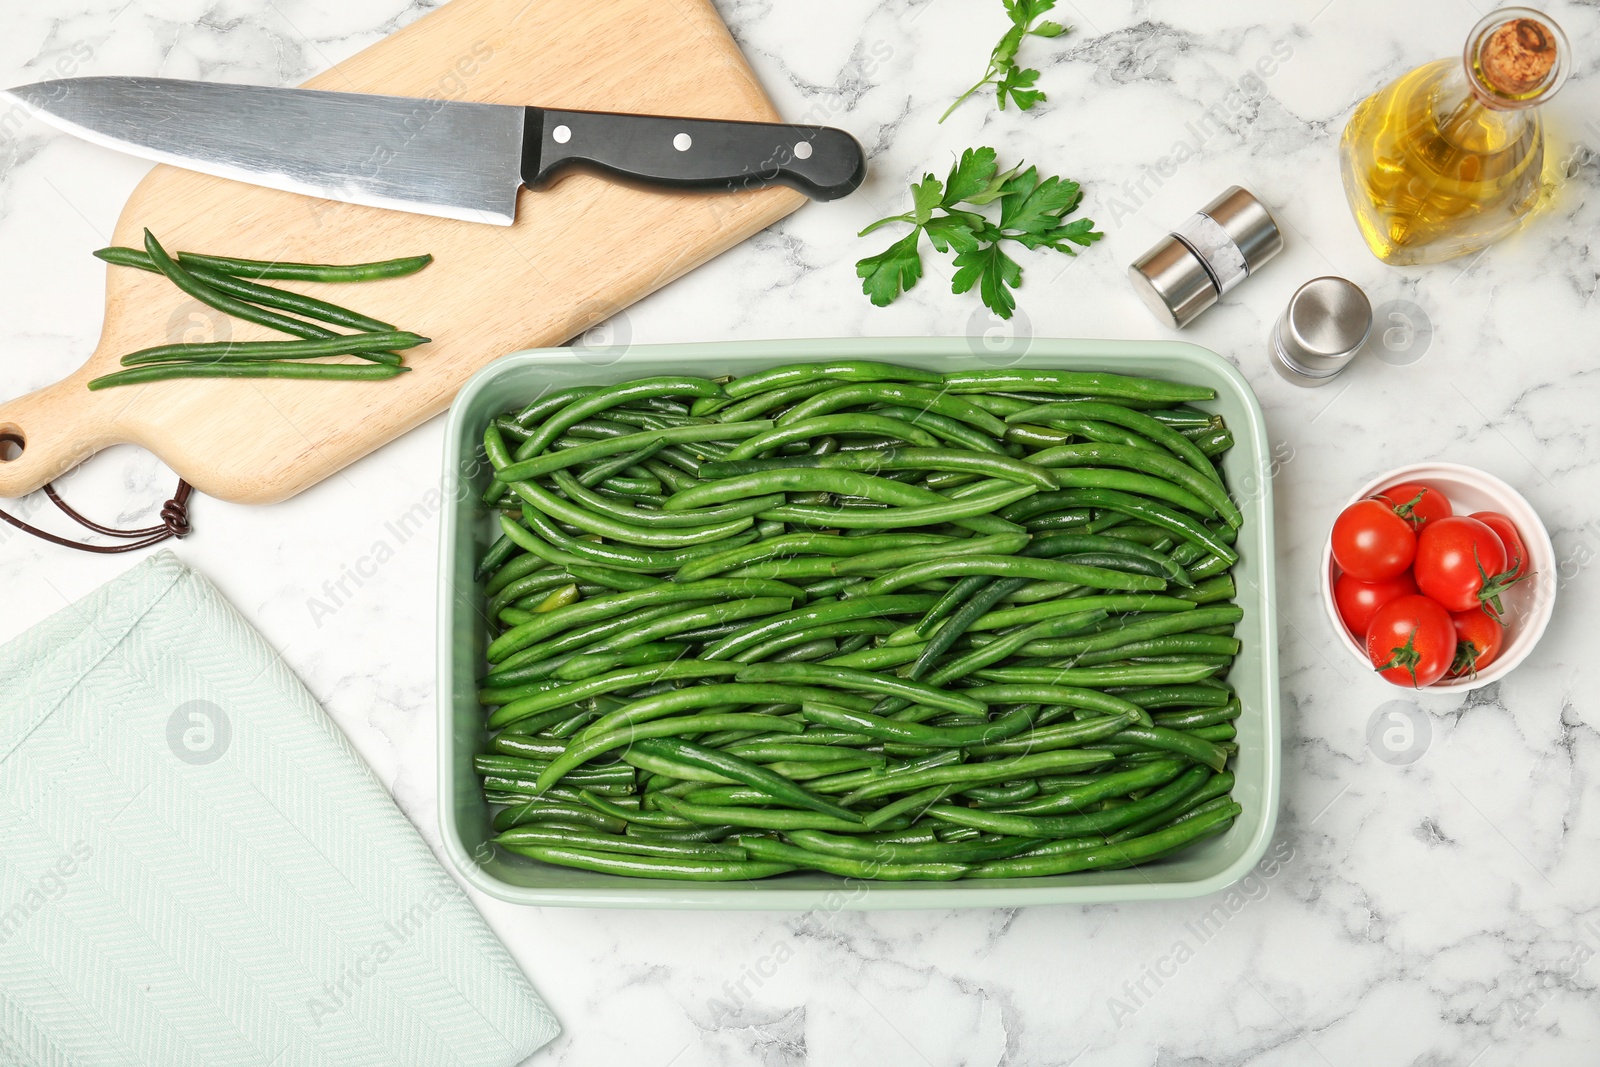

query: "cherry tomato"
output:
1331 499 1417 581
1414 515 1516 614
1449 609 1505 677
1334 571 1418 638
1377 482 1452 531
1470 511 1528 581
1365 595 1455 687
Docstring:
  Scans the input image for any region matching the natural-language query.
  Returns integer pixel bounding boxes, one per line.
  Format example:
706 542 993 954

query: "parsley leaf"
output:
856 231 925 308
951 240 1022 320
854 148 1102 319
941 0 1068 122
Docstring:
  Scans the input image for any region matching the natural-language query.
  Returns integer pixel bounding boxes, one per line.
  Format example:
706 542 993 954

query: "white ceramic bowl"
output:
1320 463 1556 691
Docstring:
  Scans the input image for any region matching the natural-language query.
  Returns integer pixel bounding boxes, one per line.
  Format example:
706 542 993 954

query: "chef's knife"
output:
2 76 867 225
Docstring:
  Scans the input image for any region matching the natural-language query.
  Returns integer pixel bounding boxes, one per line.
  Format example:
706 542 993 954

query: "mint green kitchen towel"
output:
0 552 558 1067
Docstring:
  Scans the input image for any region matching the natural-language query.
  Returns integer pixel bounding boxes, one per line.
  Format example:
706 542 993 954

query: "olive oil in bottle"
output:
1339 8 1570 265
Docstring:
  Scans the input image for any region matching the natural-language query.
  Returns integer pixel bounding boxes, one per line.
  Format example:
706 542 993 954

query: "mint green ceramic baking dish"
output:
437 338 1280 908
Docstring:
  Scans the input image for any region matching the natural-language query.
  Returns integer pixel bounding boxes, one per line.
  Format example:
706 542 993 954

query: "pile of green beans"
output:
85 230 433 390
473 361 1246 882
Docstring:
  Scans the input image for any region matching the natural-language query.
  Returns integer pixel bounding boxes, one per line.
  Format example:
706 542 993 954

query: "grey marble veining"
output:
3 1 1600 1064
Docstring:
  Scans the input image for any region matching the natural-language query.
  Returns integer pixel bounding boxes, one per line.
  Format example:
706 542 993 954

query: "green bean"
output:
485 573 798 662
920 610 1110 688
784 828 1035 864
496 421 771 481
861 784 954 828
778 382 1007 436
1013 401 1222 484
713 380 838 422
490 799 626 834
88 360 408 389
581 683 872 740
1150 407 1217 429
98 246 407 334
133 232 346 341
562 564 661 593
929 765 1210 838
1069 633 1240 666
667 467 947 511
866 555 1166 596
508 508 762 574
722 414 942 458
966 593 1195 633
955 684 1152 725
505 843 795 880
736 619 898 663
968 801 1239 877
723 534 1027 583
760 482 1035 529
581 597 797 657
1007 488 1236 562
630 739 862 821
674 531 950 583
1151 701 1242 730
1110 685 1234 709
490 735 568 760
798 701 1039 748
496 827 748 860
653 796 905 833
990 759 1190 814
736 662 986 716
722 360 942 398
1108 775 1237 841
488 661 740 728
577 440 669 489
547 470 783 533
961 711 1145 757
869 405 1007 454
514 376 724 457
1031 442 1241 527
511 386 604 428
478 536 529 586
1192 424 1234 457
165 249 432 281
699 594 935 660
840 748 1115 806
979 604 1243 662
575 789 699 827
940 369 1214 402
512 478 754 547
738 836 968 880
702 448 1056 489
961 663 1219 687
118 330 424 367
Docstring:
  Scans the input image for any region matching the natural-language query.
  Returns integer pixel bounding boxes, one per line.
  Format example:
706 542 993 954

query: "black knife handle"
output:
522 108 865 202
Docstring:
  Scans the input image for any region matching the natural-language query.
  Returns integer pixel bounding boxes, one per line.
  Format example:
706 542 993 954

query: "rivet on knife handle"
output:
522 108 867 202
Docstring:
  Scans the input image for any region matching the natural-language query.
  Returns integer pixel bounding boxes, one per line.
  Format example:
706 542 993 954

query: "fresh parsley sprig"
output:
941 0 1067 123
856 147 1102 320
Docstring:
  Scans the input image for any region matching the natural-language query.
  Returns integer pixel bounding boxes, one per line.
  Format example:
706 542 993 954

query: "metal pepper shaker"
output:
1269 276 1373 386
1128 186 1284 329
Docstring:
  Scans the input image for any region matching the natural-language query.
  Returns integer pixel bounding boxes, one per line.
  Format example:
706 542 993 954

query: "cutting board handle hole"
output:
0 430 23 462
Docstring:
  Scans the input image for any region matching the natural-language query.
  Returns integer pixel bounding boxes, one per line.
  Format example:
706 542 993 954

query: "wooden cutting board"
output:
0 0 805 504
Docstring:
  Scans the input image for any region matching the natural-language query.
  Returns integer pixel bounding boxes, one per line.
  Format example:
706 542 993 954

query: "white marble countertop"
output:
4 0 1600 1063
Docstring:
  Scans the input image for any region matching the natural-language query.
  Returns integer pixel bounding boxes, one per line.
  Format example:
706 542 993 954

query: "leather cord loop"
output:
0 433 194 553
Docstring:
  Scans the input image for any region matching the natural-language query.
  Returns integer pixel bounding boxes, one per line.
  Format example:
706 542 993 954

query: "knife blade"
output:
2 76 867 225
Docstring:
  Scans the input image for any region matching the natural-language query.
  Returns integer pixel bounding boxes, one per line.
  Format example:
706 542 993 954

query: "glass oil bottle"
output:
1339 8 1570 265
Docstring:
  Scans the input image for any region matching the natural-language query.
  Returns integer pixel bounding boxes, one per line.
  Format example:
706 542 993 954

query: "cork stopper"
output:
1480 17 1557 95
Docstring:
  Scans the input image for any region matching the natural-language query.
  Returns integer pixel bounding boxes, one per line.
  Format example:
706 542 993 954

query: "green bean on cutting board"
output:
85 232 433 390
469 361 1249 881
